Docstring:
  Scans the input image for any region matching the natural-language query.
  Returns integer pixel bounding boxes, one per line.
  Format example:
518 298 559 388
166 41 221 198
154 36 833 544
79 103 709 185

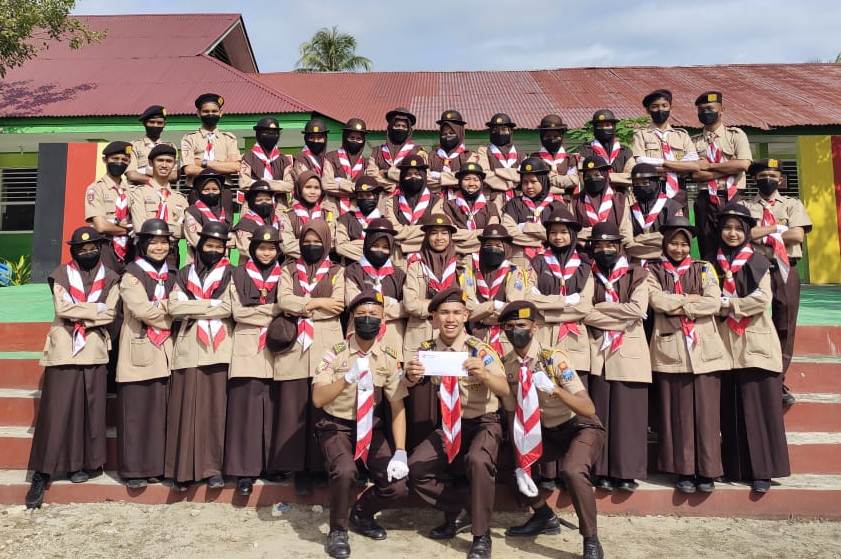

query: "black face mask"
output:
490 131 511 147
256 132 279 152
252 202 274 219
461 187 481 202
594 250 619 270
343 139 365 155
107 162 128 177
74 250 101 271
388 128 410 145
594 128 615 145
479 246 505 268
144 125 164 141
756 178 779 196
365 249 390 268
698 109 719 126
357 198 378 215
541 137 562 153
633 181 660 202
305 140 326 155
550 242 570 257
354 315 382 340
505 327 533 349
201 114 220 128
199 249 224 268
650 110 670 125
301 243 324 264
400 176 424 196
584 176 606 196
440 135 459 151
199 192 220 207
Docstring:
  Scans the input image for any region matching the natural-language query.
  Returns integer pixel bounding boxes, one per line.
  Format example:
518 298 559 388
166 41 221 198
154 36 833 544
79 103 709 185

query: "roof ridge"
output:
74 13 241 18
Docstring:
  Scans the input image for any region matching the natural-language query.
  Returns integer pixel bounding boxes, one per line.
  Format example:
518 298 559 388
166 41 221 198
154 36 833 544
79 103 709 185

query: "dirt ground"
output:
0 502 839 559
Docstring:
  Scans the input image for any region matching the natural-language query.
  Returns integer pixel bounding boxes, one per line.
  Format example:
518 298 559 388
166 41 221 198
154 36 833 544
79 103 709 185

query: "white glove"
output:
96 302 108 314
532 370 556 394
493 300 505 311
346 357 372 389
564 293 581 306
775 224 789 234
209 299 222 308
387 449 409 482
515 467 538 497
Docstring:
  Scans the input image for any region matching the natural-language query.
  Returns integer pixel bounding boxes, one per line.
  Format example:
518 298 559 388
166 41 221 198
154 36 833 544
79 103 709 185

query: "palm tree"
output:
295 26 372 72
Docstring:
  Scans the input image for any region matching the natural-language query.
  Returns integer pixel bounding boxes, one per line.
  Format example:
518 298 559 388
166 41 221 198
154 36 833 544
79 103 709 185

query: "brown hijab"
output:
650 228 704 296
420 225 457 297
430 122 469 173
289 219 338 298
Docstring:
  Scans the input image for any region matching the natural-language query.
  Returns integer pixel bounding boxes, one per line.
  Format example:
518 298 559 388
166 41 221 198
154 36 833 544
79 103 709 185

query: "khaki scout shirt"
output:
84 174 132 226
180 128 241 187
313 336 407 421
691 124 752 190
128 137 177 176
745 192 812 259
129 183 188 238
632 124 698 164
420 331 505 419
501 343 586 429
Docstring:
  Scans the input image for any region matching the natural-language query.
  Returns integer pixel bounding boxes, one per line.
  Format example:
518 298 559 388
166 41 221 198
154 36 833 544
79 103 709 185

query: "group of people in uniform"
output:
25 89 812 559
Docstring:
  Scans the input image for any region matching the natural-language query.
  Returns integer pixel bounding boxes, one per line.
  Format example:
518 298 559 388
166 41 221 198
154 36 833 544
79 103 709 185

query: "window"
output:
0 168 37 232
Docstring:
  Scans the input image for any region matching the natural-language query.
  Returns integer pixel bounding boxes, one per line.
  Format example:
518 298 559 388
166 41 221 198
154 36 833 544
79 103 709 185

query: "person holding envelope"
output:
404 287 510 559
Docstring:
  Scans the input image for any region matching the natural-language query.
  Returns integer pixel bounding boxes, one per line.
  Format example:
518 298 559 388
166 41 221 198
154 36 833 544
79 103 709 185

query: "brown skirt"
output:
268 378 324 473
117 377 168 478
721 368 790 481
164 365 228 482
405 381 439 452
589 375 648 480
28 365 108 475
538 371 590 480
655 372 723 478
224 378 275 477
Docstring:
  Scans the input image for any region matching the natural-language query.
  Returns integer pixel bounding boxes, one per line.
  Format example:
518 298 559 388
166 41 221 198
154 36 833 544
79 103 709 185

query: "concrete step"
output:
0 469 839 519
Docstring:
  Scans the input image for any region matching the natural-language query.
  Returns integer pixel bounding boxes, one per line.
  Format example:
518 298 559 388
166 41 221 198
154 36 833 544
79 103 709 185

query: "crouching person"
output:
498 301 606 559
312 289 410 558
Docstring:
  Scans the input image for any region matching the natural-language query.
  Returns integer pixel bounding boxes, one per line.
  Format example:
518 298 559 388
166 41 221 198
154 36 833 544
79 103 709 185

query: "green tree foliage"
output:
566 116 650 147
295 26 372 72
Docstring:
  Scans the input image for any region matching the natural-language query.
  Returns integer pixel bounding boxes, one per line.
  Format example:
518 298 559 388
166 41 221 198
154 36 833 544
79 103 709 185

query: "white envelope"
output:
418 351 469 377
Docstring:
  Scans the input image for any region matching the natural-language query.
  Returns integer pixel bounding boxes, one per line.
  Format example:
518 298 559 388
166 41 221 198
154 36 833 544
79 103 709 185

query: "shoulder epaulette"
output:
332 341 347 354
383 345 398 360
219 130 237 139
419 339 435 350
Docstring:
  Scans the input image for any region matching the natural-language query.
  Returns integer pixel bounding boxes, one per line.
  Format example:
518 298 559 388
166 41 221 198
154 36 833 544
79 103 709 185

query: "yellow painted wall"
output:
797 136 841 284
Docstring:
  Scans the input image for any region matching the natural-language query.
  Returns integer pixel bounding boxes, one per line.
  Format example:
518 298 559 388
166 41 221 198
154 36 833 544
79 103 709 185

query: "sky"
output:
72 0 841 72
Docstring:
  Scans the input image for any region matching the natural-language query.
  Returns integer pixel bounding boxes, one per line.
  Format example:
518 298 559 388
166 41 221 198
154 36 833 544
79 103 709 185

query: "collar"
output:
503 341 541 366
649 123 674 133
199 127 219 137
349 334 380 357
101 174 124 189
435 330 467 351
755 191 785 205
142 136 161 147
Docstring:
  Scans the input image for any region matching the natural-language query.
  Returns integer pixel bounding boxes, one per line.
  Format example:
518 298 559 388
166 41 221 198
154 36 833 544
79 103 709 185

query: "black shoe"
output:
85 467 104 479
696 477 716 493
172 481 190 493
265 471 291 483
615 478 638 492
429 511 471 540
675 476 696 494
294 472 313 496
349 507 387 540
751 479 771 493
467 533 492 559
538 478 558 492
207 475 225 489
69 470 89 484
237 477 253 496
325 529 350 559
505 506 561 537
25 472 49 509
782 385 796 407
592 476 614 492
147 477 162 484
583 535 604 559
355 471 369 488
125 478 147 490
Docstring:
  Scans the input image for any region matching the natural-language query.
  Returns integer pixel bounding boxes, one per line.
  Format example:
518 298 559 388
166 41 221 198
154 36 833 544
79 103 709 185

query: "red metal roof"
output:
257 64 841 130
0 14 311 118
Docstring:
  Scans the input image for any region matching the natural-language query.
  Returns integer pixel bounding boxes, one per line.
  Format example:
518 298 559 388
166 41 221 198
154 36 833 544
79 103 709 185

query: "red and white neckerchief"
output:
582 186 614 226
251 145 281 180
245 260 281 350
522 193 556 224
240 209 280 230
112 186 129 260
439 374 462 463
381 142 416 167
406 252 422 265
292 200 323 225
537 145 568 169
155 188 170 222
301 146 323 176
659 257 699 350
337 148 365 180
398 188 431 225
488 143 518 168
591 139 622 165
513 359 542 482
760 199 791 283
471 253 511 355
186 258 229 351
705 138 736 205
453 191 487 231
716 246 754 335
436 144 465 173
295 258 332 351
652 129 680 198
203 131 216 162
352 207 382 240
593 256 630 352
133 258 171 347
631 192 668 232
422 257 458 292
194 200 226 223
65 262 106 356
359 255 395 293
353 355 375 464
542 248 582 342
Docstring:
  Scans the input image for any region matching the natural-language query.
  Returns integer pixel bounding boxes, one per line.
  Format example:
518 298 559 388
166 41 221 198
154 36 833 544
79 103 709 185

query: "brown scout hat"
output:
478 223 512 242
421 213 457 234
542 206 582 232
397 153 428 171
302 118 329 135
437 110 466 126
659 216 697 238
590 222 623 242
486 112 516 129
455 161 486 180
537 114 568 131
353 175 382 195
343 118 368 133
385 107 417 126
582 155 611 171
250 225 281 245
519 156 549 175
592 109 618 124
364 217 397 236
67 226 106 246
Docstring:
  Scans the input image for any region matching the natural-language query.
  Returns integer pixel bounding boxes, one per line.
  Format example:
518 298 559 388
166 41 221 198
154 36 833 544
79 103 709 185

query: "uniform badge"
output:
483 355 494 366
86 188 96 203
81 232 90 241
562 369 574 382
514 279 522 289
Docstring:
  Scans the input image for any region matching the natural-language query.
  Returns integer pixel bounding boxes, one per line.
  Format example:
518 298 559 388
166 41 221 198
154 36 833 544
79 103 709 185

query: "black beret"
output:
348 288 385 313
748 158 782 176
139 105 166 122
102 141 132 157
499 300 539 324
194 92 224 109
428 287 466 312
642 89 673 108
148 144 177 161
695 91 722 106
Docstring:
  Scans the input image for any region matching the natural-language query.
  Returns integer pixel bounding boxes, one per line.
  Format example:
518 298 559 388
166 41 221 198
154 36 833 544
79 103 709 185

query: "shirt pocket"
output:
652 332 682 366
130 338 155 367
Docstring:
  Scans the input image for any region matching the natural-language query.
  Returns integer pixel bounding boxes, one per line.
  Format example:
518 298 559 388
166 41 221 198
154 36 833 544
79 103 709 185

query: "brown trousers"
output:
721 368 791 481
164 365 228 482
655 372 723 478
405 381 439 452
28 365 108 476
269 378 324 473
117 377 168 478
224 378 275 477
316 414 409 531
408 413 503 536
770 264 800 377
538 371 590 481
588 375 648 480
